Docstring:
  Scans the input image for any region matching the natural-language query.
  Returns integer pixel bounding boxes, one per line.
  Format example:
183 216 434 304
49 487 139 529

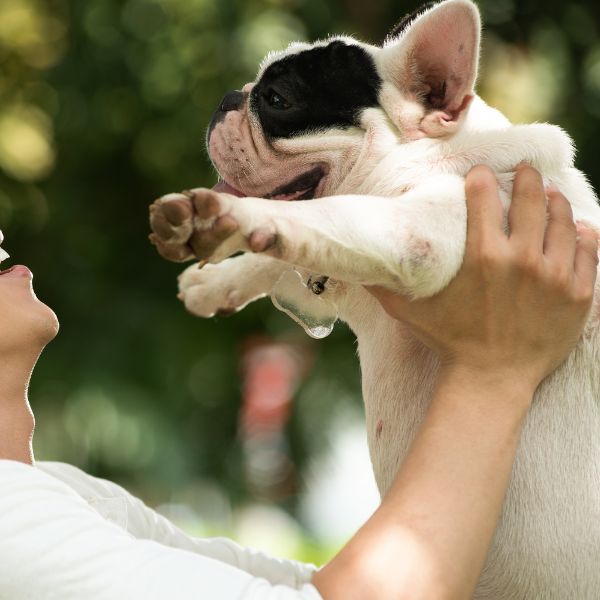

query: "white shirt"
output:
0 460 323 599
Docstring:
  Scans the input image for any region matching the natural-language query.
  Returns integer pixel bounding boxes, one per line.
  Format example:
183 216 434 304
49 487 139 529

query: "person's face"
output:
0 230 59 356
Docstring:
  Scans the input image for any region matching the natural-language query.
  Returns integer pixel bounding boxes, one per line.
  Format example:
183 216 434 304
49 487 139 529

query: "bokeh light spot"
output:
0 104 55 181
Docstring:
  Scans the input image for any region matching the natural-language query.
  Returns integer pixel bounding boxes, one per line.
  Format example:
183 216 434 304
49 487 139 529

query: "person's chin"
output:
41 306 59 344
31 301 60 346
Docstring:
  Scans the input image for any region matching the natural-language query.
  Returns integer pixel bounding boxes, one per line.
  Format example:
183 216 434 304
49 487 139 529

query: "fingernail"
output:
545 184 559 194
516 161 530 170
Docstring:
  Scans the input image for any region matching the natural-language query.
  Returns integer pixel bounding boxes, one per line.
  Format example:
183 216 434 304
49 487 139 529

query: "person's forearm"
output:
312 368 533 600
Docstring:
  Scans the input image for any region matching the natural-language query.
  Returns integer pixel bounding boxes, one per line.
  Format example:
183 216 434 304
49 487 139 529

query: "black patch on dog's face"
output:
250 41 382 139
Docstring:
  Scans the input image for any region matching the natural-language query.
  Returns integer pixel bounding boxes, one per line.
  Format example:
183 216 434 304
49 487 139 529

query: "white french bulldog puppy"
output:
149 0 600 597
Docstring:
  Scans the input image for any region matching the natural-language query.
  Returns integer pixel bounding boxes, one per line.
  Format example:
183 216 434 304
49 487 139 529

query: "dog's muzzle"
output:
207 90 246 142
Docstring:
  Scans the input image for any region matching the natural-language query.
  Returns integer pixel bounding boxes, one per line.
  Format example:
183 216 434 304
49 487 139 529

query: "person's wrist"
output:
436 362 538 419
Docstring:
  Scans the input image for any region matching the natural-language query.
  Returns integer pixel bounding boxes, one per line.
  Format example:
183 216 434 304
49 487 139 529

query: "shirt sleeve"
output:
0 460 323 600
36 461 318 588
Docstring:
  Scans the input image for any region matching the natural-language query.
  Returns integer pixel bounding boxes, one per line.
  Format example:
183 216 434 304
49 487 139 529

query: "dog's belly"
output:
342 289 600 599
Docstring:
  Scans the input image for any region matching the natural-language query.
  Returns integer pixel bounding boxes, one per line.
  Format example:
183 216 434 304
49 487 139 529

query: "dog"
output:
148 1 600 597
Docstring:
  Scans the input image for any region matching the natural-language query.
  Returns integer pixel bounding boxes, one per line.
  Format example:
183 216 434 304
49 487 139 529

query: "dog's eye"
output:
267 90 291 110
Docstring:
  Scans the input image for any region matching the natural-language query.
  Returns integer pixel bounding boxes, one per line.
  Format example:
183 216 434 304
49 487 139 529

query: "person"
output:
0 166 597 600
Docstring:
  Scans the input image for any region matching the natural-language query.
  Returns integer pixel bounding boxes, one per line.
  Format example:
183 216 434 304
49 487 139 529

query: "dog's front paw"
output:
178 258 268 317
148 193 196 262
149 188 247 263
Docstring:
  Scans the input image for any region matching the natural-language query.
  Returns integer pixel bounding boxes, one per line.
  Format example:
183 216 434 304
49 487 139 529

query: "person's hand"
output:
369 165 599 394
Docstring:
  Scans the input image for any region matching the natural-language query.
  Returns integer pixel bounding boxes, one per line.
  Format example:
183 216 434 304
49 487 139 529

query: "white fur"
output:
178 254 286 317
176 115 600 598
167 1 600 596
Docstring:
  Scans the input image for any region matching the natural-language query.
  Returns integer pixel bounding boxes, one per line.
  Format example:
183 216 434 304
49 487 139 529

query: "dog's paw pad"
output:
248 228 277 253
214 215 239 238
188 214 240 259
149 193 194 247
160 198 193 227
188 188 223 220
149 233 193 262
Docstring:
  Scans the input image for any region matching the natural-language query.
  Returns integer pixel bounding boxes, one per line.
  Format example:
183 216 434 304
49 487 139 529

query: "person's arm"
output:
313 371 532 600
312 165 599 600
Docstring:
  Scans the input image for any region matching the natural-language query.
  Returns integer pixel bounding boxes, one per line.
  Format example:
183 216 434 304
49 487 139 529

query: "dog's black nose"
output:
206 90 247 147
219 90 245 112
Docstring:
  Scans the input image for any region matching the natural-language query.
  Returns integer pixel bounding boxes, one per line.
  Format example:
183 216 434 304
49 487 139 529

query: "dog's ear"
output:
376 0 480 139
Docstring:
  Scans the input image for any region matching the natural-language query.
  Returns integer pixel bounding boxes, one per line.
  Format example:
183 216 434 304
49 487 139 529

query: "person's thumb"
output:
365 285 412 320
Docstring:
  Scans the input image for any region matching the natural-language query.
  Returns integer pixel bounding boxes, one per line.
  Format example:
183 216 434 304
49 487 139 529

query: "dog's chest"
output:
338 289 439 492
360 332 439 494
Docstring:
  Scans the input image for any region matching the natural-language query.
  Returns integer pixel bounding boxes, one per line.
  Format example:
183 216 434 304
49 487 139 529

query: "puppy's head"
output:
207 0 480 199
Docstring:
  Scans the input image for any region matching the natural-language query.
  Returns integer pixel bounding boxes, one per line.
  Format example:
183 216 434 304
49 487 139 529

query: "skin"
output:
312 165 599 600
0 257 58 464
0 166 597 599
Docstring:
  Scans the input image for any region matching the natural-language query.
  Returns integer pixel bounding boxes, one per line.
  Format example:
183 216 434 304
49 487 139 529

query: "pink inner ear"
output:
413 20 477 113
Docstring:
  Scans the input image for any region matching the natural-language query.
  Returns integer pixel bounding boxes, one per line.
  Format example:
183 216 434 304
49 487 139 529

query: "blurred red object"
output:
239 337 312 500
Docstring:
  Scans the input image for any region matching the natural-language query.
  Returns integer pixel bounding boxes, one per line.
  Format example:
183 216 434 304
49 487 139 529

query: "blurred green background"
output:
2 0 600 562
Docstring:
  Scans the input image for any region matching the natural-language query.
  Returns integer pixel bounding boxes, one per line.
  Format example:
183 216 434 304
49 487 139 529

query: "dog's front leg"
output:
149 174 468 298
178 254 288 317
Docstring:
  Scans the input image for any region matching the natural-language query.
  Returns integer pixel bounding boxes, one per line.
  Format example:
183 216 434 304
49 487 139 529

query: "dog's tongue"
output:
212 181 246 197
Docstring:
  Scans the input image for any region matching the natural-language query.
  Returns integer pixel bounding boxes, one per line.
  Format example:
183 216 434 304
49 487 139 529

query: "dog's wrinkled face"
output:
206 0 481 200
206 37 380 200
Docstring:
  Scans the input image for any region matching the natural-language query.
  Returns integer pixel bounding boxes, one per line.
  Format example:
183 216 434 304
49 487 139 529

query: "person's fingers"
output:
573 224 599 300
464 166 505 254
508 165 547 251
543 190 577 268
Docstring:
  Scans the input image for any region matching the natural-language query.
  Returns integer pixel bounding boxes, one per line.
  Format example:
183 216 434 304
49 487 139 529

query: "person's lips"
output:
0 264 32 279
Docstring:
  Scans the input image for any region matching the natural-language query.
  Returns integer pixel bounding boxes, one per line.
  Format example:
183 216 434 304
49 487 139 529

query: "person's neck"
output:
0 347 43 465
0 347 41 401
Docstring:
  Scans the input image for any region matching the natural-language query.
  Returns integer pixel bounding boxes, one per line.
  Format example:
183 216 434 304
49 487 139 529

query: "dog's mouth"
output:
213 166 327 201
